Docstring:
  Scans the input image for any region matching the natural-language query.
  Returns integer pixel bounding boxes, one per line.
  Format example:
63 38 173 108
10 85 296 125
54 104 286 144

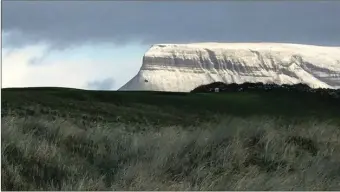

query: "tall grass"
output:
2 116 340 190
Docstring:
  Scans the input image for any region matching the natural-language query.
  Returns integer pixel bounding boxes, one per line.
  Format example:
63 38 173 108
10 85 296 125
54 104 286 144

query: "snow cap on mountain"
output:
119 43 340 92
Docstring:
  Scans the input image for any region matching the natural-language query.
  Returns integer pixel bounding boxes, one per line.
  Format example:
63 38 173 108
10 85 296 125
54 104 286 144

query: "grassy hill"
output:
2 87 340 190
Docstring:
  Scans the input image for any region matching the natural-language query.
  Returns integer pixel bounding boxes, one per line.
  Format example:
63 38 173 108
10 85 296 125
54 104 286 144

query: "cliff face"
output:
119 43 340 92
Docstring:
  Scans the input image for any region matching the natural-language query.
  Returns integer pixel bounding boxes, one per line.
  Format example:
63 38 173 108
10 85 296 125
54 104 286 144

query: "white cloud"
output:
2 44 141 90
2 44 48 88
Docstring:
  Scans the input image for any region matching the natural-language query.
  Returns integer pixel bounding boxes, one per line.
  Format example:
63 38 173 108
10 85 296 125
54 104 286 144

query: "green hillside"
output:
2 87 340 190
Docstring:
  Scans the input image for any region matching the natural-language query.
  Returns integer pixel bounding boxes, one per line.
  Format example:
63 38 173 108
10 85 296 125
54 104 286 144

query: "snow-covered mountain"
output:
119 43 340 92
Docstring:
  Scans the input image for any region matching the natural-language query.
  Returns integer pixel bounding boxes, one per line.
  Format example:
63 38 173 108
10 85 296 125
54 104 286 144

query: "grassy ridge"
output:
2 87 340 123
2 87 340 190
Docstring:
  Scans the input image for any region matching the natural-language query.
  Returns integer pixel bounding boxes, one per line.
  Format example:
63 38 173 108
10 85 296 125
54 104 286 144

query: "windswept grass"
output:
2 116 340 190
2 87 340 190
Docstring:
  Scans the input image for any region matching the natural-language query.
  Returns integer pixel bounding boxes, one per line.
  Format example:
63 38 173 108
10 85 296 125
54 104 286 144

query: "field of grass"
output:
2 87 340 190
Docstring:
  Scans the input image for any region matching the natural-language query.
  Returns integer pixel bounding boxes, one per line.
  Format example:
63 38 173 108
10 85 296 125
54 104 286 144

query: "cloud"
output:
3 1 340 49
87 78 115 90
2 45 141 90
2 44 48 87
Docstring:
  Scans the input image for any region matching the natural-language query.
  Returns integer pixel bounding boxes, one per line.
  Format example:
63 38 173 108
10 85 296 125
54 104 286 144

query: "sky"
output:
2 1 340 90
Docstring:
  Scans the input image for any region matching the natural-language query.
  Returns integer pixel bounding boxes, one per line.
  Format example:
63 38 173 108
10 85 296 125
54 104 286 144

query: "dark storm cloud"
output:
3 1 340 48
87 78 115 90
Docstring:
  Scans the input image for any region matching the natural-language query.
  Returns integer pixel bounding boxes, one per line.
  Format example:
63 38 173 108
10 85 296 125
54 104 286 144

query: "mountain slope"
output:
119 43 340 92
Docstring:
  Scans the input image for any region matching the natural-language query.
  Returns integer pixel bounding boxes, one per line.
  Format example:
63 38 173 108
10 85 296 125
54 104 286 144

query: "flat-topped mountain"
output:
119 43 340 92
